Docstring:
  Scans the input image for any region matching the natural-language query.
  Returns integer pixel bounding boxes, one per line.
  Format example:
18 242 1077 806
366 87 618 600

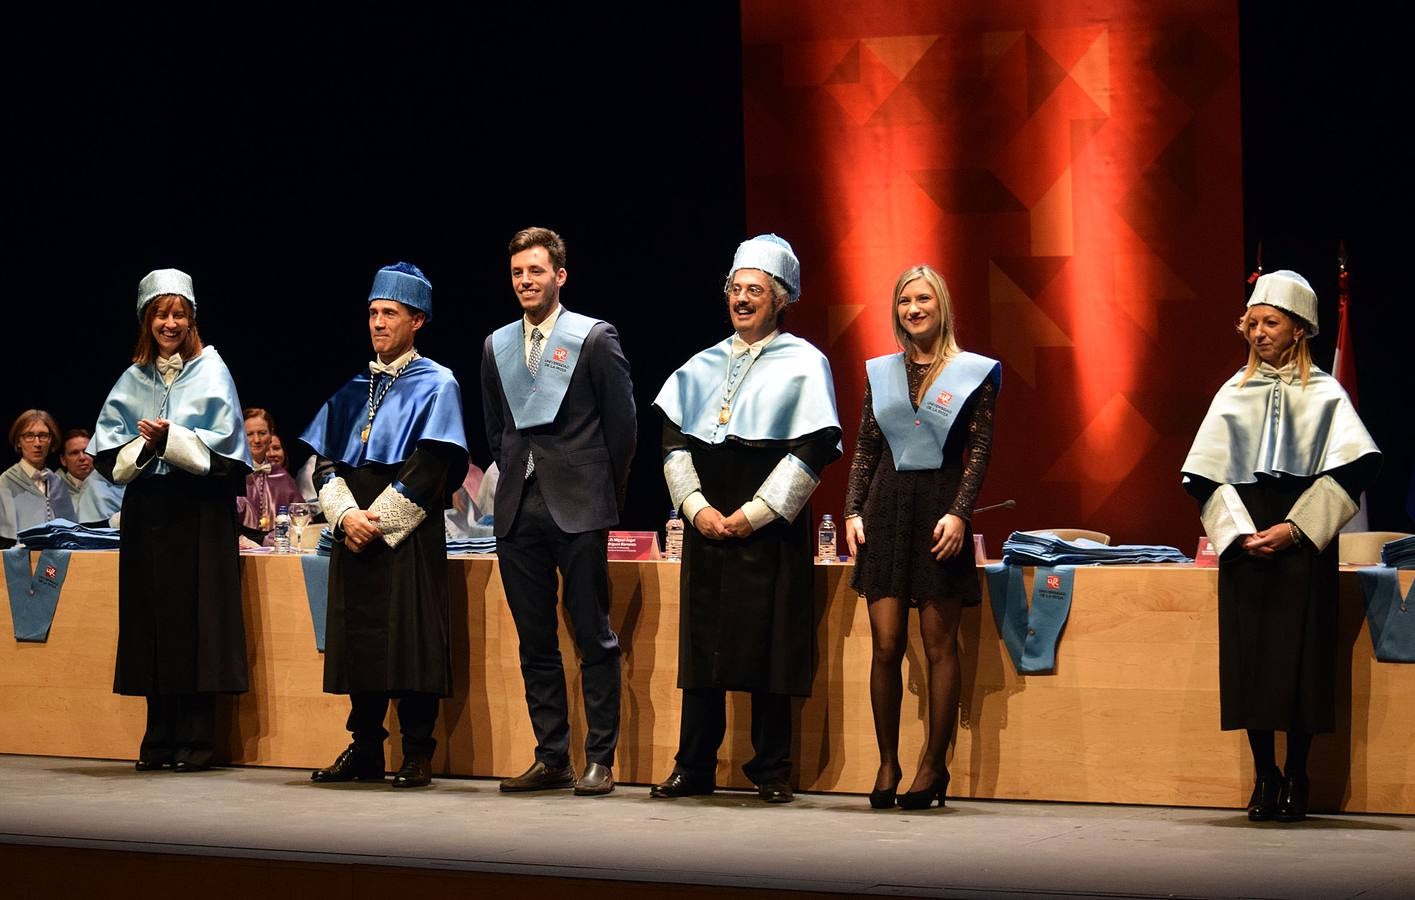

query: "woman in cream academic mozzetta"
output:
1181 270 1380 822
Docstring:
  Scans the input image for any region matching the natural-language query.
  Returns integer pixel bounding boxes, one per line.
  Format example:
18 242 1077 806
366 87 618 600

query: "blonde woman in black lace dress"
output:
844 265 999 809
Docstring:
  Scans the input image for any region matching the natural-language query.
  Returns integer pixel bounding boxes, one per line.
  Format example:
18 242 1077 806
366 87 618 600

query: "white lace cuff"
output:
112 437 152 484
1287 475 1358 552
369 484 427 549
1199 484 1256 557
755 453 819 523
159 424 211 475
317 477 359 535
663 449 702 511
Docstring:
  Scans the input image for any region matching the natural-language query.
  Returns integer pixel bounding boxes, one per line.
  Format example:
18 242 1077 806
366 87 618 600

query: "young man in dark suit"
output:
481 226 636 796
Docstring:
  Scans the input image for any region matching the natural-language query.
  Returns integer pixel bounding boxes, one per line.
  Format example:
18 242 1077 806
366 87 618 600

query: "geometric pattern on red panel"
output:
741 1 1242 547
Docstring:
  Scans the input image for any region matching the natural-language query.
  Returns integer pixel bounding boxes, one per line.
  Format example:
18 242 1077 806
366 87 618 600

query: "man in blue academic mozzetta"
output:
300 262 468 789
482 226 636 797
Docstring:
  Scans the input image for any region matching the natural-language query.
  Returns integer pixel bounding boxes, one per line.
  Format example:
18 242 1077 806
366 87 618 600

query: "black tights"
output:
867 595 962 794
1247 729 1312 777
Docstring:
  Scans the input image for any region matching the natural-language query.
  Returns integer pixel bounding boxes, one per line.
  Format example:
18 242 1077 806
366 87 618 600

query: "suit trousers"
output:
347 691 439 761
674 687 792 785
498 477 622 767
141 694 215 766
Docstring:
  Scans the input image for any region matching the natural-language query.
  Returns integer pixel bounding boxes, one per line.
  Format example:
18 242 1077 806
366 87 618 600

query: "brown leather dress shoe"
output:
391 757 432 789
573 762 615 796
311 744 386 783
649 771 716 798
500 760 576 792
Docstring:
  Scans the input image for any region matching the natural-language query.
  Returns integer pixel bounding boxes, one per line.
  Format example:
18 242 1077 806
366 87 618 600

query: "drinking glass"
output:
288 501 312 553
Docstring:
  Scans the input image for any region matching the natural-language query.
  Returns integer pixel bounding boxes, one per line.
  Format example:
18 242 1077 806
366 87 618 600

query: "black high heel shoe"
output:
897 770 950 810
1246 766 1282 821
869 785 899 809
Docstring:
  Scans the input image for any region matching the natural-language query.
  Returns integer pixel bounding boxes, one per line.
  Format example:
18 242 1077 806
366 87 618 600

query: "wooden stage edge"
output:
3 553 1412 813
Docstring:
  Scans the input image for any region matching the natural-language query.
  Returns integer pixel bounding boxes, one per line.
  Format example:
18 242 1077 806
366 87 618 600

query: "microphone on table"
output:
972 499 1016 516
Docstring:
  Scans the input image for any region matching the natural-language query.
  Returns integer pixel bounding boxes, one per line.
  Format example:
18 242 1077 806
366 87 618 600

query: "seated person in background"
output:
59 427 125 528
1 409 77 546
237 407 303 543
267 434 288 469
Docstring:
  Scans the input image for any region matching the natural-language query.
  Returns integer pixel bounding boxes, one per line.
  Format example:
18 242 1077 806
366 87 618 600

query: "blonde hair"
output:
890 265 962 404
1235 306 1312 387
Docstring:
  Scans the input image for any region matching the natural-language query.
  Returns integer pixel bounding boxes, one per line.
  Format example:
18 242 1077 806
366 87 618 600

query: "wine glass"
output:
288 501 312 553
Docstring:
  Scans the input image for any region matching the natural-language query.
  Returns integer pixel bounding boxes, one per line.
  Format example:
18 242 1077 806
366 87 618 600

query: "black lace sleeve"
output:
845 379 882 517
947 379 996 520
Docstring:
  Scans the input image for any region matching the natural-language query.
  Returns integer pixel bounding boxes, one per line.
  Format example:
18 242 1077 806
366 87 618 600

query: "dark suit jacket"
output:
482 316 636 537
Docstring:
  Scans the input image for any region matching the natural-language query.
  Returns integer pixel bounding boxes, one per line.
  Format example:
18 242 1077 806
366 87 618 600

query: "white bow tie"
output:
252 463 272 475
156 354 185 380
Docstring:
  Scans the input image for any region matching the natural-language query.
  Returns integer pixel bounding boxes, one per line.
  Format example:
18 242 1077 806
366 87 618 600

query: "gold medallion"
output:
258 515 270 530
361 424 371 443
718 405 731 425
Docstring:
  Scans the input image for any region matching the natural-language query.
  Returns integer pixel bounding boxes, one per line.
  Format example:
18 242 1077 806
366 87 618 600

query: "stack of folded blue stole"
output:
15 519 121 550
447 535 496 555
1002 531 1190 566
986 532 1187 676
1381 535 1415 569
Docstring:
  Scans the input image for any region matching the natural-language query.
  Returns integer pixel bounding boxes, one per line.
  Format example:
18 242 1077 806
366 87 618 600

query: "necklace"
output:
362 352 419 443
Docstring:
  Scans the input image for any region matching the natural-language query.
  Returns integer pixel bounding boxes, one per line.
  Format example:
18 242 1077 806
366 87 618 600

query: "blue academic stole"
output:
984 563 1076 674
1357 567 1415 663
4 547 72 642
492 310 599 429
867 351 1000 471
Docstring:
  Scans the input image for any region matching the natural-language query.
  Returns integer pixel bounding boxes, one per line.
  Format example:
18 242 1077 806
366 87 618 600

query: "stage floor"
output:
2 754 1412 899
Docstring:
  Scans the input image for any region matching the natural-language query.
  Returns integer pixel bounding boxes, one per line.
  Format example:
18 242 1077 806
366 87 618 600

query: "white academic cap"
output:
1247 269 1318 336
136 268 197 321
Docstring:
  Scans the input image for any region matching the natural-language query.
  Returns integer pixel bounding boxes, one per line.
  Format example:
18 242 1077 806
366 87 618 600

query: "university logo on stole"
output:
1045 574 1061 590
935 390 953 406
552 347 569 363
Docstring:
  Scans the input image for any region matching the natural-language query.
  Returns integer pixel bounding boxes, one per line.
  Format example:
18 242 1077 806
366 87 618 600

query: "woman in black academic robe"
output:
90 270 252 772
1182 270 1379 822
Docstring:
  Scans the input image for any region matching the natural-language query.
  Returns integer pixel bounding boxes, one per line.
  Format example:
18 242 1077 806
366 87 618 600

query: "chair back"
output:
1338 531 1414 566
1021 528 1111 545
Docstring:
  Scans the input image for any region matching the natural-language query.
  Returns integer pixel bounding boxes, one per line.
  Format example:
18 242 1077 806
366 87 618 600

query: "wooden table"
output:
2 553 1411 812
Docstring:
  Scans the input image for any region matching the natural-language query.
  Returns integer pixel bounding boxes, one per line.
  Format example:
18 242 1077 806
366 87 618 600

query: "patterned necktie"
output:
525 327 543 477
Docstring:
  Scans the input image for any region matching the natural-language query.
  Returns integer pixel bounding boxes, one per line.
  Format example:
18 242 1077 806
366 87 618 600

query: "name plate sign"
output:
608 531 662 561
1194 537 1218 568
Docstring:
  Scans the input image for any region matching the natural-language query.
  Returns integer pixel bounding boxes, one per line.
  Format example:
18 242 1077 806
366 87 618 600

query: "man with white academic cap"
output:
649 234 841 803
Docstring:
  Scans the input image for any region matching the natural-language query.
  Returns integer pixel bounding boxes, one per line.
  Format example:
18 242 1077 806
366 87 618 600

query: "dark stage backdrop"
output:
4 3 1410 540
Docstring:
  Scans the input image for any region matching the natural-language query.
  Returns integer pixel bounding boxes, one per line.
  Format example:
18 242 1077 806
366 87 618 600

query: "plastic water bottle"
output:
273 506 291 553
817 514 837 563
664 509 684 561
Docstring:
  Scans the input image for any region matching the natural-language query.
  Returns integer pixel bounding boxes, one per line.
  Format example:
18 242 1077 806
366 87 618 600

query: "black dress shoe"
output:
172 760 211 773
1246 766 1282 822
573 762 615 796
391 757 432 789
1275 772 1309 823
868 786 898 809
311 745 386 783
758 779 794 804
500 760 576 792
134 759 170 772
649 771 716 798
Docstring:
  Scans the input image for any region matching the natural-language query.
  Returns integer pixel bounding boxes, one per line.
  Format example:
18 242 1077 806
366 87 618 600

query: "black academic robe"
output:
1186 460 1374 733
316 444 464 696
93 452 250 696
668 421 841 697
